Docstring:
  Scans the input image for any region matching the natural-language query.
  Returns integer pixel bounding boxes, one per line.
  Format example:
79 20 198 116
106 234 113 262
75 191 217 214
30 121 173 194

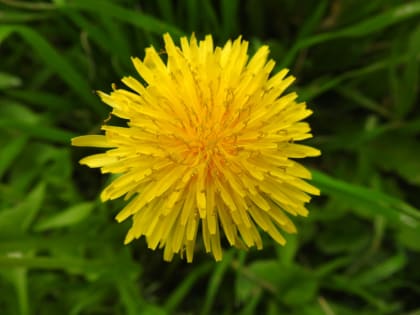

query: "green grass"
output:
1 0 419 314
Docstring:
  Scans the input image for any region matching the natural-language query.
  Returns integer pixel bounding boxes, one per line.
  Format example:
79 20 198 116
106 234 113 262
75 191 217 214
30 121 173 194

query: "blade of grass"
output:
0 256 107 274
311 169 420 226
0 25 103 114
352 251 406 286
164 262 212 314
0 9 51 22
296 0 328 40
0 0 54 10
0 118 76 143
335 85 391 118
299 50 418 101
201 250 234 315
0 136 27 179
65 12 112 54
281 2 420 67
0 182 45 236
202 0 220 35
186 0 198 31
5 90 74 112
60 0 184 37
0 72 21 88
220 0 239 39
34 202 94 231
239 288 262 315
99 14 132 62
115 278 143 315
156 0 175 24
389 24 420 119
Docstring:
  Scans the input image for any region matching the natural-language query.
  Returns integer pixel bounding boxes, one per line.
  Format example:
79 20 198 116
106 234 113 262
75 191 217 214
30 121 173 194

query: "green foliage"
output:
0 0 419 314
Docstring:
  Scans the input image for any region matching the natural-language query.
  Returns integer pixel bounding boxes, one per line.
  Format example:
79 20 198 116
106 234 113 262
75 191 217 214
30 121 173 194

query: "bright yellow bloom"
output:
72 33 320 262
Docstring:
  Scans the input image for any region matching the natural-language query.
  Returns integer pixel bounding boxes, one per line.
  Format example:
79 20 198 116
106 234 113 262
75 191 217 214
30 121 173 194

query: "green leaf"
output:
201 250 234 315
276 234 298 266
0 182 45 237
34 202 95 231
296 0 329 40
369 135 420 186
0 25 102 114
316 216 370 254
60 0 183 37
0 72 21 89
0 136 27 179
0 118 76 143
397 226 420 251
352 251 406 286
236 260 318 306
282 2 420 67
0 26 13 43
220 0 239 39
164 263 212 313
5 90 74 112
389 24 420 119
156 0 175 24
311 170 420 227
0 265 29 315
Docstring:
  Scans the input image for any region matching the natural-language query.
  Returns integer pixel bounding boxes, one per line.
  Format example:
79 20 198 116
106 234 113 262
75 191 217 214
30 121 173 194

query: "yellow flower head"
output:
72 33 320 262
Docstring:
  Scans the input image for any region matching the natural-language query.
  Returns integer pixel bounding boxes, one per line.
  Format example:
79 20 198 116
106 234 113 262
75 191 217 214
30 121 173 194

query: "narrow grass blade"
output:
201 250 234 315
0 136 27 179
282 2 420 67
311 170 420 226
164 263 212 313
0 25 103 114
61 0 184 37
0 118 76 143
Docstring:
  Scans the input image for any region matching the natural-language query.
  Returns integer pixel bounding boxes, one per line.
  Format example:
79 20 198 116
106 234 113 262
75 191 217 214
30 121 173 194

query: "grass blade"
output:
311 169 420 226
0 25 103 114
61 0 184 37
282 2 420 67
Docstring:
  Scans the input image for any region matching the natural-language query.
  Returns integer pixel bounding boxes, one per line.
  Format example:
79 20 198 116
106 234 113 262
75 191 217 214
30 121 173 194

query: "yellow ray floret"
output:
72 33 321 262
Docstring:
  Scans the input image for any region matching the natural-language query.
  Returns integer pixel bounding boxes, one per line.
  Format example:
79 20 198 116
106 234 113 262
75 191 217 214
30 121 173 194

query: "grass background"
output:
1 0 420 314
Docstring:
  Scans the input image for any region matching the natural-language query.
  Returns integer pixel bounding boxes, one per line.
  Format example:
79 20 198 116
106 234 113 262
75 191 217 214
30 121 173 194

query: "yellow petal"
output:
71 135 114 148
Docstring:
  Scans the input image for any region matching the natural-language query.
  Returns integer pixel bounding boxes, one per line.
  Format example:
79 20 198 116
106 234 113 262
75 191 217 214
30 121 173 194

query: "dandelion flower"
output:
72 33 320 262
